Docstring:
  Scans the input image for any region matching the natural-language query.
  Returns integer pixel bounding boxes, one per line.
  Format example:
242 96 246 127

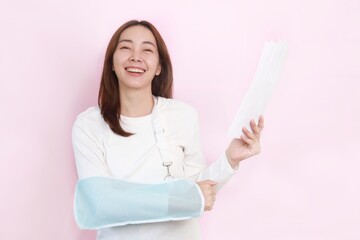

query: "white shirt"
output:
72 97 237 240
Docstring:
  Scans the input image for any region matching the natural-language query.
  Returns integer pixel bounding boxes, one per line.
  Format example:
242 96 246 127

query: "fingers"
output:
240 131 254 145
242 126 258 146
197 180 217 211
242 116 265 139
258 115 264 130
240 116 265 145
250 119 260 135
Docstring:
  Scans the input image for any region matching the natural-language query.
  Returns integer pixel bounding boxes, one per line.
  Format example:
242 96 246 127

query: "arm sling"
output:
74 98 204 229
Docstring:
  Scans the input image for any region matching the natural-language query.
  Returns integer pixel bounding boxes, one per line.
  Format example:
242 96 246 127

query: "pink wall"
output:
1 0 359 239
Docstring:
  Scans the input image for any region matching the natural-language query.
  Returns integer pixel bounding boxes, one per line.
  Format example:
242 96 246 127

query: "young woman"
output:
72 20 264 240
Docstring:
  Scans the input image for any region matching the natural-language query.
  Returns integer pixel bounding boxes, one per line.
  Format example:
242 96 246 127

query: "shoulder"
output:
76 106 102 121
156 97 199 130
73 106 108 134
157 97 198 119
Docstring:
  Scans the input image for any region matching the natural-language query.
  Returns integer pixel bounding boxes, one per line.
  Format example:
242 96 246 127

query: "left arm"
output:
183 112 264 190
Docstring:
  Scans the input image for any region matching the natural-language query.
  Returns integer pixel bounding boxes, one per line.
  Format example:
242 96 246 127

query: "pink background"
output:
1 0 359 239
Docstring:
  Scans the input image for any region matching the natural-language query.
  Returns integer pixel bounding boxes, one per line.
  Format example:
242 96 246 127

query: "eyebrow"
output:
117 39 156 47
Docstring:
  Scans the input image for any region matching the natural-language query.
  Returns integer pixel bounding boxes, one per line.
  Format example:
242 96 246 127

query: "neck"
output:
120 90 154 117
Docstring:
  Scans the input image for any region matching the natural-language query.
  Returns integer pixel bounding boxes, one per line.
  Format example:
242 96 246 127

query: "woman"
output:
72 20 264 240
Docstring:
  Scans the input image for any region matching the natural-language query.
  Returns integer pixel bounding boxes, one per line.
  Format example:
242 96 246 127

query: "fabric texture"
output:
72 97 237 240
74 177 204 229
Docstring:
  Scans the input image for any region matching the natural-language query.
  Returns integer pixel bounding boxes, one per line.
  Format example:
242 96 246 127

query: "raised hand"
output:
225 115 264 169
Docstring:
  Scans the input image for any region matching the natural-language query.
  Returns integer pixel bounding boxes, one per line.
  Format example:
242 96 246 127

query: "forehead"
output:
119 25 157 45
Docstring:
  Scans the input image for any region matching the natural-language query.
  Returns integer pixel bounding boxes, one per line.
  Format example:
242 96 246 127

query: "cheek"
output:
145 56 160 70
113 52 128 67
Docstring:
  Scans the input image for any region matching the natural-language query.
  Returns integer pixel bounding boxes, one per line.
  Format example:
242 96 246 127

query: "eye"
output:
144 48 153 53
119 46 130 50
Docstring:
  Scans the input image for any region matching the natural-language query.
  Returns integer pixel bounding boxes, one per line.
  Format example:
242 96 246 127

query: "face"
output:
113 25 162 93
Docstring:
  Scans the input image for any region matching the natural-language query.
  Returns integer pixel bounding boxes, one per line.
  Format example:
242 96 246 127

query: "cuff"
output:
221 152 239 172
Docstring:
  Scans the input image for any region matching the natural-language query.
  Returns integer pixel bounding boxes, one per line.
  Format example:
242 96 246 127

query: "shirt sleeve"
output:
182 110 207 180
72 117 110 178
183 110 238 190
72 113 204 229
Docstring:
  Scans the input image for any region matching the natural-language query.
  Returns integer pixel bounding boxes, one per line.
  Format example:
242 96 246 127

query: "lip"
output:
124 66 146 77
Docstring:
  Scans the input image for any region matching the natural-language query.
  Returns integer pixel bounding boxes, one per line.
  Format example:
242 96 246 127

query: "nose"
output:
129 50 142 62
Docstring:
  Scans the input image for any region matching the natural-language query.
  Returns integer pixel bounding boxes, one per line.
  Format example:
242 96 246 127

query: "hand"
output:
226 115 264 169
197 180 217 211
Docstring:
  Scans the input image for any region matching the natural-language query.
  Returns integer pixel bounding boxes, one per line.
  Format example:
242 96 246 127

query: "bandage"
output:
74 177 204 229
228 41 288 138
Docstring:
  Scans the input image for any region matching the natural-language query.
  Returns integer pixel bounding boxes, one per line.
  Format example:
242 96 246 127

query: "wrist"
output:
225 150 240 170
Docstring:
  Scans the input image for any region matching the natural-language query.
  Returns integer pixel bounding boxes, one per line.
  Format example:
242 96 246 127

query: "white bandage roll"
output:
228 41 288 138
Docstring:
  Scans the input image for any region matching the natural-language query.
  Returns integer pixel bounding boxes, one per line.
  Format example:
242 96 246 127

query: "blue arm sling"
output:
74 177 204 229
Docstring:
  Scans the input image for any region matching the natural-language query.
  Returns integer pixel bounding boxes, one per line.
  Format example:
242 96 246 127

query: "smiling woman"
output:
72 20 264 240
98 20 173 137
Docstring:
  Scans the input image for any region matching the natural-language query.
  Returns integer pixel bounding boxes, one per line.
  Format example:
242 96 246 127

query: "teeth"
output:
126 68 145 73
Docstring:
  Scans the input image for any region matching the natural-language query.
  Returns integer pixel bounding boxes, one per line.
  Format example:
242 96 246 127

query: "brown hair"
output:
98 20 173 136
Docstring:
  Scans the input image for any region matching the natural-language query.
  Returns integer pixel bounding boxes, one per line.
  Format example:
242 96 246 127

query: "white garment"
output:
72 97 237 240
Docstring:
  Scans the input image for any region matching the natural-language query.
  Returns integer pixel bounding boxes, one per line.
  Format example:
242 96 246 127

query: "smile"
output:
125 67 145 73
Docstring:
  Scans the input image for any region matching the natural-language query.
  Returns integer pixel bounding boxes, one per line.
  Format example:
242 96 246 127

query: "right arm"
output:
72 116 207 229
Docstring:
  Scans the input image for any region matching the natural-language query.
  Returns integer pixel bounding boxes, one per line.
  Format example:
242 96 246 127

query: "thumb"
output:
203 180 217 186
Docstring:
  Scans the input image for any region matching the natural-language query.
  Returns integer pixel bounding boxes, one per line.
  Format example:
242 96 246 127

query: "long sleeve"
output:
72 109 205 229
72 117 109 178
182 109 238 190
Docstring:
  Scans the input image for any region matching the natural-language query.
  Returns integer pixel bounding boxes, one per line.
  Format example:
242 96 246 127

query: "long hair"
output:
98 20 173 136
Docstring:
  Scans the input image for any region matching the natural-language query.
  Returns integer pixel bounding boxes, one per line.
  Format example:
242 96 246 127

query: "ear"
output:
155 64 162 76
